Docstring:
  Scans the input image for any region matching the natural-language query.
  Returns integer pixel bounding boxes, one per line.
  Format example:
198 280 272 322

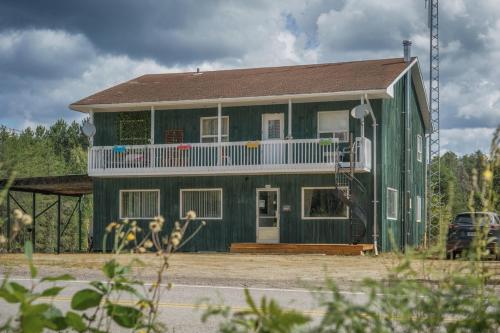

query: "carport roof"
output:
0 174 92 196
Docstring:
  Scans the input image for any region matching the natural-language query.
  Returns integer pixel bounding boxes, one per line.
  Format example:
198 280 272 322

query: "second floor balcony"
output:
88 137 372 177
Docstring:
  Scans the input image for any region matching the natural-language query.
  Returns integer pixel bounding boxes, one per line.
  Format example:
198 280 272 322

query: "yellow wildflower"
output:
186 210 196 220
143 240 153 248
126 232 135 241
483 169 493 182
21 214 33 225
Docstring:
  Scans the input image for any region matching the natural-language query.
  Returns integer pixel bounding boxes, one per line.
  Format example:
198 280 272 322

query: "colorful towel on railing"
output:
245 141 260 148
176 144 192 150
319 139 333 146
113 145 126 153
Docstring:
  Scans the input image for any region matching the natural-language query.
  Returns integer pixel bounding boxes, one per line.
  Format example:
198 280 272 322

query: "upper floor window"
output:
200 116 229 143
317 111 349 142
387 187 398 220
120 189 159 219
417 134 423 162
118 112 150 145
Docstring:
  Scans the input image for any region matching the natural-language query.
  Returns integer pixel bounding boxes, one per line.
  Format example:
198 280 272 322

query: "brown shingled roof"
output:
71 58 413 107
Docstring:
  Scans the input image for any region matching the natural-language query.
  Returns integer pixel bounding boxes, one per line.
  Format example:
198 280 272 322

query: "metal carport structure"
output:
0 174 92 254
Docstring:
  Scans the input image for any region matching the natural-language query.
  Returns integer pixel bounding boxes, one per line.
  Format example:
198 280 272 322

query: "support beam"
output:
78 196 83 252
150 106 155 144
217 103 222 143
9 193 27 214
32 192 36 251
6 191 10 251
89 110 94 147
57 194 61 254
287 99 292 139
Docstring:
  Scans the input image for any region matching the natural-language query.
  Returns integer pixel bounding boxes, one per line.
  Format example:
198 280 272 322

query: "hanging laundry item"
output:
177 144 192 150
113 145 126 153
319 139 333 146
245 141 260 149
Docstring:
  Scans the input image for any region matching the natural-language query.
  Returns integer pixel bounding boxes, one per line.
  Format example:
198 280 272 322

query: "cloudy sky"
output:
0 0 498 155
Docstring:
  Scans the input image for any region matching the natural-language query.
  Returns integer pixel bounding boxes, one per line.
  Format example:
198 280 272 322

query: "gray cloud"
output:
0 0 498 155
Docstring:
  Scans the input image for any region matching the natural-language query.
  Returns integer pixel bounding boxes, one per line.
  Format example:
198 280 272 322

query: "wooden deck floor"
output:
230 243 374 256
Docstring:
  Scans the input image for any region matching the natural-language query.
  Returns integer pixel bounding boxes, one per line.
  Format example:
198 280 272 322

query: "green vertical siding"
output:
91 94 427 253
92 173 372 252
380 76 426 251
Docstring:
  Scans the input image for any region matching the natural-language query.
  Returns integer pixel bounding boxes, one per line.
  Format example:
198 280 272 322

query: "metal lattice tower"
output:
426 0 441 244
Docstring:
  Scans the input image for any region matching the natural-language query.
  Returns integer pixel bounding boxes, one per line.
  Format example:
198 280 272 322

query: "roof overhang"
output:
387 58 431 133
69 89 392 113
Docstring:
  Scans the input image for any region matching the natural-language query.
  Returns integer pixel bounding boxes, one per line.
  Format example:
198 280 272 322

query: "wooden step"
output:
230 243 374 256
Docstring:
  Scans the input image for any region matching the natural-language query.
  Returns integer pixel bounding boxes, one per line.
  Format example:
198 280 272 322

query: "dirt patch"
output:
1 253 499 289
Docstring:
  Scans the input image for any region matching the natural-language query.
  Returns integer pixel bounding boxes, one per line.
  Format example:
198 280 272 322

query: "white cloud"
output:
441 127 496 155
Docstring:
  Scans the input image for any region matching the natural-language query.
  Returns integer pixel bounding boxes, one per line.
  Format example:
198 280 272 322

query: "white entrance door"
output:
256 188 280 243
261 113 285 164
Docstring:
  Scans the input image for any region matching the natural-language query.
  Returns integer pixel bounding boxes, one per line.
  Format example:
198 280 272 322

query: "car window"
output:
454 213 491 225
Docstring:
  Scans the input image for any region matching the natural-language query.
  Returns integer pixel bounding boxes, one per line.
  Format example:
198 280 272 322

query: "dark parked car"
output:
446 212 500 259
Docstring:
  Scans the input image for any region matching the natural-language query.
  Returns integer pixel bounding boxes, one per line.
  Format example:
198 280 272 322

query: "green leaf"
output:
21 314 45 333
24 241 38 278
42 305 68 331
24 240 33 261
71 289 103 311
106 303 142 328
0 288 19 303
41 286 64 297
41 274 74 282
66 311 86 332
102 259 118 279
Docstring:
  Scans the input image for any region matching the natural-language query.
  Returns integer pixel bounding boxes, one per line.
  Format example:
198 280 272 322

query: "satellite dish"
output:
351 104 370 119
82 120 96 138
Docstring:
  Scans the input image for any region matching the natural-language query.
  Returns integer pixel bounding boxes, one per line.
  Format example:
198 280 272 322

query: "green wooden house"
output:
70 50 430 253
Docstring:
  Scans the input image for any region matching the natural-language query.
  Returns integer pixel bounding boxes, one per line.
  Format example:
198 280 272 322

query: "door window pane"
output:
258 191 278 227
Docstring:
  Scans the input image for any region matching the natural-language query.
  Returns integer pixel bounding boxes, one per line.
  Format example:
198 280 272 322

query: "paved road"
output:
0 277 370 332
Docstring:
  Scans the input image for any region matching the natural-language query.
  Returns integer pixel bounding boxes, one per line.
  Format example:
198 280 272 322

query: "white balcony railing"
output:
88 138 371 176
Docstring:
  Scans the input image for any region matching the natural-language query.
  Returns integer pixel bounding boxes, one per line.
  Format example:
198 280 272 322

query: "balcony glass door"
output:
256 188 280 243
261 113 284 164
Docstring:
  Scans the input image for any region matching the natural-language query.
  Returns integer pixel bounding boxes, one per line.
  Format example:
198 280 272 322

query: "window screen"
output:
180 189 222 219
387 188 398 220
118 112 151 145
200 117 229 143
120 190 159 219
302 187 349 219
317 111 349 141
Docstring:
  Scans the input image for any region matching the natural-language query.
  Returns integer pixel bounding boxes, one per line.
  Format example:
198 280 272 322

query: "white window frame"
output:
119 189 160 220
417 134 423 162
387 187 398 220
317 111 349 142
416 195 422 222
200 116 229 142
301 186 350 220
179 188 223 220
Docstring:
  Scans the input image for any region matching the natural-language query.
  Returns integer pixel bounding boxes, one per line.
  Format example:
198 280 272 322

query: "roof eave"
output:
69 88 392 113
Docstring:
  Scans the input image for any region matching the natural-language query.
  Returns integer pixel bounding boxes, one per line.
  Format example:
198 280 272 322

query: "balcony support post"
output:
150 106 155 167
287 99 293 163
217 103 222 165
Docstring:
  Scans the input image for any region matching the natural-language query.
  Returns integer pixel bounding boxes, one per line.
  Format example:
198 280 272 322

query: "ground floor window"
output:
416 195 422 222
301 187 349 219
180 189 223 219
120 189 160 219
387 188 398 220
